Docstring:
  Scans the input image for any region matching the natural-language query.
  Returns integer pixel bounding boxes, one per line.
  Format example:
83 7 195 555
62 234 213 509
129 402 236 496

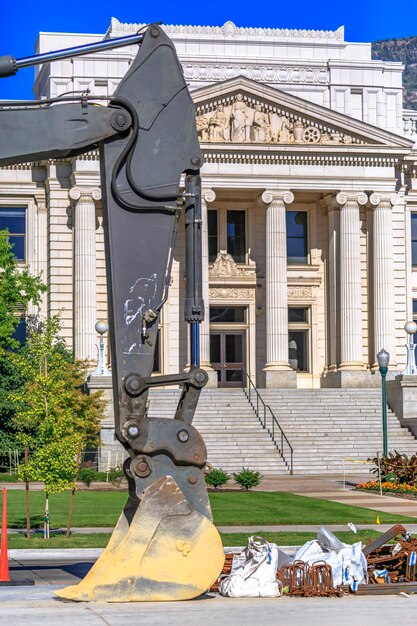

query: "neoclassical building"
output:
2 19 417 390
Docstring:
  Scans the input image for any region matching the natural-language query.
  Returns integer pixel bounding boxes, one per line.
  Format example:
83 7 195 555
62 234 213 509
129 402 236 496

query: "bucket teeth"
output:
55 476 224 602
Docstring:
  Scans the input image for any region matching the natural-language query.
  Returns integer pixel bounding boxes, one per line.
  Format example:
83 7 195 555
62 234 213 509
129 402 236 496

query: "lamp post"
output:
91 321 111 376
403 321 417 375
376 348 390 457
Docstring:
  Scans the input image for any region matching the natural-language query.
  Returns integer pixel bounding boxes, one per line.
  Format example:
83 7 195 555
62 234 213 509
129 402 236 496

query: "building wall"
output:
1 20 417 389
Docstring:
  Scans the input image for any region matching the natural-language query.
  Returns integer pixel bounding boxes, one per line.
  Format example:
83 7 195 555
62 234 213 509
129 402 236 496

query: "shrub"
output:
205 468 230 489
369 451 417 485
233 468 263 491
108 467 125 487
78 468 98 488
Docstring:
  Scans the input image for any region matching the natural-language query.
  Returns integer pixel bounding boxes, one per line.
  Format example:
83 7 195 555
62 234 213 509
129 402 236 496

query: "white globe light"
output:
95 320 109 335
404 321 417 336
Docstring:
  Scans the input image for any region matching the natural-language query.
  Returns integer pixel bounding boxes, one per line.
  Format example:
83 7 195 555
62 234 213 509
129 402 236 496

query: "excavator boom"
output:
0 24 224 601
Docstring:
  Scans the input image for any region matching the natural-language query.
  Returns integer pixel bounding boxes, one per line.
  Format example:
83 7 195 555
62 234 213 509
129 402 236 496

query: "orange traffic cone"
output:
0 487 10 582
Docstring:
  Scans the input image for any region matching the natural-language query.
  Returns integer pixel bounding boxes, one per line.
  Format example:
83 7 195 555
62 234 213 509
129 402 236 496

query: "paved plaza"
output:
0 583 416 626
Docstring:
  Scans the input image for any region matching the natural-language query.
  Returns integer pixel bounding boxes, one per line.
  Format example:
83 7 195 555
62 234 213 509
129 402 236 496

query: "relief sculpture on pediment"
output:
196 94 356 146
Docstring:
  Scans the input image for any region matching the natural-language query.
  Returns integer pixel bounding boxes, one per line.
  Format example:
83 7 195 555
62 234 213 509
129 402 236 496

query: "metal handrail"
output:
241 368 293 474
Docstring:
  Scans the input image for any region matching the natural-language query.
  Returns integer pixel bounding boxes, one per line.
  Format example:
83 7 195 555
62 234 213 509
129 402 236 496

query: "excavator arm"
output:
0 24 224 601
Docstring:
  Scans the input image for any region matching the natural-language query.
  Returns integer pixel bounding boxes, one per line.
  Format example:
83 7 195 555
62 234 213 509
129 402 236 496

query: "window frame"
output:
411 213 417 267
0 206 27 262
208 208 218 263
288 306 311 373
286 209 309 266
207 206 249 265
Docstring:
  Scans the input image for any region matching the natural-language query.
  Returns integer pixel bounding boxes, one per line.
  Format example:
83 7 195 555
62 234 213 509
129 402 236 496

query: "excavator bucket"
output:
55 476 225 602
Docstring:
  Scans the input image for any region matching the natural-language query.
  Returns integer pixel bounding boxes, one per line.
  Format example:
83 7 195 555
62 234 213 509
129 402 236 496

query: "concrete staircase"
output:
147 387 417 476
259 388 417 474
147 388 288 474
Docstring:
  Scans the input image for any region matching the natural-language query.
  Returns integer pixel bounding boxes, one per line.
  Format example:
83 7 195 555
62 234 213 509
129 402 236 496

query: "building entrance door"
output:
210 331 245 387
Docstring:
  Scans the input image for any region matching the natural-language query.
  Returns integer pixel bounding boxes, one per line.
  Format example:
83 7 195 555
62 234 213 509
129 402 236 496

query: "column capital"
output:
260 190 294 207
335 191 368 207
69 186 101 204
369 192 401 208
202 188 216 204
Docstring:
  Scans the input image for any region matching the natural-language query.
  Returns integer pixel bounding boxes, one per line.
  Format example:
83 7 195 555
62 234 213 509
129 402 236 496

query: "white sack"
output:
219 536 282 598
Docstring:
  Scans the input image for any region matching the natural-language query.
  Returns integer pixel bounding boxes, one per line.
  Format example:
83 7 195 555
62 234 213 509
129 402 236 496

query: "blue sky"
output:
0 0 415 99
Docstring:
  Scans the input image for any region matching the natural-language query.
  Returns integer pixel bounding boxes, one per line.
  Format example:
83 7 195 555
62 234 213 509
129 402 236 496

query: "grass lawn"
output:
7 529 384 549
0 474 20 482
209 491 416 526
3 489 415 529
219 529 383 547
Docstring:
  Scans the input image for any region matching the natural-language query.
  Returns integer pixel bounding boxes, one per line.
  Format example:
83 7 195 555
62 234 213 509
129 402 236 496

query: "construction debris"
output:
278 560 342 597
211 524 417 598
361 525 417 594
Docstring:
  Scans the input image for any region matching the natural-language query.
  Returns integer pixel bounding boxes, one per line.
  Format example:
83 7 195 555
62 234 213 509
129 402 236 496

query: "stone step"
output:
145 387 417 476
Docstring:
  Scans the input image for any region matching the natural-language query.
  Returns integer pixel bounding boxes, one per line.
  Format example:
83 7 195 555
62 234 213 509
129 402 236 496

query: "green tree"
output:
0 231 46 453
10 316 106 537
0 231 46 351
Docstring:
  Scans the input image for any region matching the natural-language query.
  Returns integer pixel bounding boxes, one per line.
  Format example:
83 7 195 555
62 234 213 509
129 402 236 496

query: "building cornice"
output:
106 18 345 43
1 146 409 171
201 145 406 167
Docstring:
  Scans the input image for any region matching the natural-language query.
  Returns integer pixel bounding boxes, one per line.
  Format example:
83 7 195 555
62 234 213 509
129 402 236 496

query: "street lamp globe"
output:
95 321 109 335
377 349 390 369
405 321 417 336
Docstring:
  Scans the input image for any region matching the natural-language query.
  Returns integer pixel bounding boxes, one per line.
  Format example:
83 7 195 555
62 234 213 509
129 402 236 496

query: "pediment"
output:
192 77 413 150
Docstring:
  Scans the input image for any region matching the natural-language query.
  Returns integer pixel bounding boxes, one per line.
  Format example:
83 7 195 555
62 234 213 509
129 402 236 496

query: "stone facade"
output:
2 19 417 392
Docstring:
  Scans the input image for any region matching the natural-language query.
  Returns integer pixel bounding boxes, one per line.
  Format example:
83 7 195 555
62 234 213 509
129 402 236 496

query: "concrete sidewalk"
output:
0 585 416 626
258 473 417 518
8 522 417 537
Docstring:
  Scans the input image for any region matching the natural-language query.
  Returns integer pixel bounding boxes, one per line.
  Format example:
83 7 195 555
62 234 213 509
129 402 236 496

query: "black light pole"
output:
376 349 390 457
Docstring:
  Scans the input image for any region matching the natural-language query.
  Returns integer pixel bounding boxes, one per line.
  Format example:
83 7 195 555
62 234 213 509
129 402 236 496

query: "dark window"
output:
152 330 161 372
288 308 308 323
412 215 417 266
210 334 221 363
226 369 243 382
286 211 307 265
12 317 26 347
413 300 417 344
208 210 218 263
0 208 26 261
225 334 243 363
288 306 310 372
288 330 308 372
210 307 245 323
227 210 246 263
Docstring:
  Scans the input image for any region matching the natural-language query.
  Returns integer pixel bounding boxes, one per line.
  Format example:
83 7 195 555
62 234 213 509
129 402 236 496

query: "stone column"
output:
369 193 398 366
322 194 340 372
201 188 217 387
70 186 101 362
336 192 367 371
261 190 296 388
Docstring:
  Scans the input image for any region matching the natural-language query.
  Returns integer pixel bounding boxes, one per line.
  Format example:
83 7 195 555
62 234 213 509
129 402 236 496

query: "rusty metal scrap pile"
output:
352 524 417 595
212 524 417 597
278 560 342 597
